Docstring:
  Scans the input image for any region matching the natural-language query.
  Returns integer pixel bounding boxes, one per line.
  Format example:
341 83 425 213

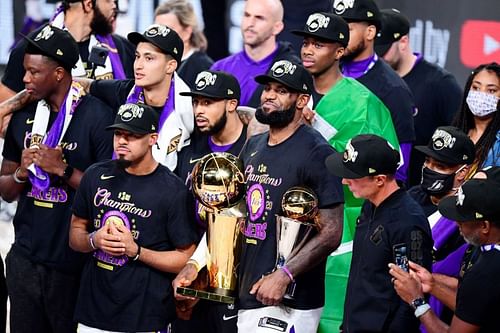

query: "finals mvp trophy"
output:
177 152 246 304
276 187 319 299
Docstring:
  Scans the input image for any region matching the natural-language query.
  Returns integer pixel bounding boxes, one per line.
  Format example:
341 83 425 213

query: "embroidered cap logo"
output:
195 71 218 90
34 25 54 41
432 129 456 151
145 24 171 38
271 60 296 78
333 0 355 15
306 13 331 32
117 104 144 122
343 139 359 163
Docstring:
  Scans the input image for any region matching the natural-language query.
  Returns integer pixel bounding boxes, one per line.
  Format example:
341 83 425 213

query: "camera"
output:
89 45 109 67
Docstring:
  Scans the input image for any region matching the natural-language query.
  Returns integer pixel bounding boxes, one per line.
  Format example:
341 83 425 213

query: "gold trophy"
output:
177 152 246 304
276 187 319 299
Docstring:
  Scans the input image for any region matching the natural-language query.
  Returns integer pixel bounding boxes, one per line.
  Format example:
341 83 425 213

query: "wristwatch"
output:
411 297 431 318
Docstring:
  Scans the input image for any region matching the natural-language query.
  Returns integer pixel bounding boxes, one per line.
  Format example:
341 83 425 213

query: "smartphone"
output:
89 45 109 67
393 243 409 272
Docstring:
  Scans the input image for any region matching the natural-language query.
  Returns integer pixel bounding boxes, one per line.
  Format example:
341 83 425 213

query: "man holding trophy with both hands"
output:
173 60 344 333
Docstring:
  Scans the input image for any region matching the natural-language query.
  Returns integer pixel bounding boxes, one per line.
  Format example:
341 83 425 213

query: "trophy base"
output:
176 287 236 304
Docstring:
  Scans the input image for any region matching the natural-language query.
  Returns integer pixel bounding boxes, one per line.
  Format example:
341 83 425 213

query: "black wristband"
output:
130 245 141 261
62 165 74 181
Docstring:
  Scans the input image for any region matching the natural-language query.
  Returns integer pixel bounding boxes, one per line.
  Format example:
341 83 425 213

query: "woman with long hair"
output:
154 0 213 88
453 62 500 175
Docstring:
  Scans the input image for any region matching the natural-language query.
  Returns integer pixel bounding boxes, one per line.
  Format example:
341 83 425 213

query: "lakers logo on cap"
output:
195 71 218 90
271 60 296 78
117 104 144 122
432 129 456 151
145 24 170 37
306 13 330 32
343 140 359 163
34 25 54 41
333 0 355 15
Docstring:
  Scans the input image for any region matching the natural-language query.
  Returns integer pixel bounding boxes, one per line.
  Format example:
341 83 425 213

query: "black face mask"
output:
420 166 456 196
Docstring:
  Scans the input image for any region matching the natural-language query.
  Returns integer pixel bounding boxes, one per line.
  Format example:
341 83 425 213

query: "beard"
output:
115 156 132 170
199 111 227 136
255 102 296 128
342 39 366 62
463 232 481 247
90 4 114 36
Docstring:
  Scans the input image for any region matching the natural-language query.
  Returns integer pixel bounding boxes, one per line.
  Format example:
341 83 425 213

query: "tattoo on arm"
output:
286 204 344 277
0 89 33 117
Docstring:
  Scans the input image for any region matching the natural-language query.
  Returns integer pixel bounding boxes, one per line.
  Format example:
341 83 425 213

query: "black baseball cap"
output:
128 24 184 65
255 60 313 94
106 103 159 135
475 166 500 183
415 126 475 166
180 70 241 101
325 134 400 179
23 24 79 72
291 12 349 47
375 8 410 57
333 0 381 31
439 178 500 222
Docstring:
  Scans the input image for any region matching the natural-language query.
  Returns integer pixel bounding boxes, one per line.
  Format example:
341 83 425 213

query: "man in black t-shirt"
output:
335 0 416 183
70 103 197 332
0 25 114 332
390 169 500 333
0 0 135 134
408 126 475 324
375 8 463 187
326 134 433 333
238 61 344 332
83 24 194 171
172 70 245 333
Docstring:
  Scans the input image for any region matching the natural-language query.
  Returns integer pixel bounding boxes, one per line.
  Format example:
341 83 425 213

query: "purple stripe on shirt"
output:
395 142 411 183
208 136 233 152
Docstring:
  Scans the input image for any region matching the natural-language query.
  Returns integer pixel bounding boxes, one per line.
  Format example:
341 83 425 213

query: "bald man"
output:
211 0 299 107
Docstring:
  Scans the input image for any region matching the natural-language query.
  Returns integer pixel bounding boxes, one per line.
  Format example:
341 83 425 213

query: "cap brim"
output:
179 91 228 99
325 153 366 179
414 145 458 165
438 196 476 222
374 42 392 57
291 29 343 44
255 74 304 93
106 123 150 135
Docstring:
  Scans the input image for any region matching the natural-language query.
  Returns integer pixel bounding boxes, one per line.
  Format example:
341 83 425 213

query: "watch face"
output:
411 297 427 309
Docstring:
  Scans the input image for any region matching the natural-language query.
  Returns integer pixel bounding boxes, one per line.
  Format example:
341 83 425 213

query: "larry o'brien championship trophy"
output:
276 187 319 299
177 152 246 304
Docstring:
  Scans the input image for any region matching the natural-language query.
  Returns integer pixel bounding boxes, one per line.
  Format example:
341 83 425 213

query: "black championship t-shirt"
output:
72 160 198 332
89 79 135 112
357 59 416 144
2 27 135 92
175 128 247 234
2 96 114 272
238 125 343 310
455 248 500 333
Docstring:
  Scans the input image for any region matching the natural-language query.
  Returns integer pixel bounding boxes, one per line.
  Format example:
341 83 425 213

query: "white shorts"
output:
77 323 168 333
237 306 323 333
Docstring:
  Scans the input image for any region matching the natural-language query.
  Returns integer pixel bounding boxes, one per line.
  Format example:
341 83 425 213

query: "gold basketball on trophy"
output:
281 186 319 224
192 152 245 210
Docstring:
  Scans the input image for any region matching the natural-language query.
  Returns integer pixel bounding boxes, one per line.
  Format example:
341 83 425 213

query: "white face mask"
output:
466 90 499 117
